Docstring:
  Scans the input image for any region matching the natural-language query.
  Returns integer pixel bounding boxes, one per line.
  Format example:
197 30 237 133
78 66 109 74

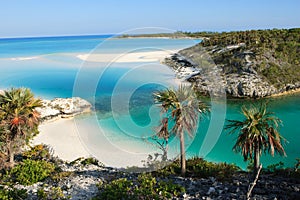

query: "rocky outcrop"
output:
36 97 92 122
164 50 299 98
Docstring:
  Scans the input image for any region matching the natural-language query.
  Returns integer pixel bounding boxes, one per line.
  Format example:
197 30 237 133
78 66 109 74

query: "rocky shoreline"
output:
12 159 300 200
163 52 300 98
36 97 92 122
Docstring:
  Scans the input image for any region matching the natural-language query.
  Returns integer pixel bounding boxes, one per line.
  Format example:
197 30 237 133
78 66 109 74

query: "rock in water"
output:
36 97 92 122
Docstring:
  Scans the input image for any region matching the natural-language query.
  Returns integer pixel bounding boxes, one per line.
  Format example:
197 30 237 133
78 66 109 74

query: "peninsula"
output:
162 28 300 98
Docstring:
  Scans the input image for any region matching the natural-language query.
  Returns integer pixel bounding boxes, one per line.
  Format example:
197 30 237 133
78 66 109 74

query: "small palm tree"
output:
226 102 286 175
154 84 209 176
0 88 42 166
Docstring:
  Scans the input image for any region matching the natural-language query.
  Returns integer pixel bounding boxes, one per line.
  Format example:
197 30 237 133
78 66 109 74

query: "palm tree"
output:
226 102 286 175
153 84 209 176
0 88 42 166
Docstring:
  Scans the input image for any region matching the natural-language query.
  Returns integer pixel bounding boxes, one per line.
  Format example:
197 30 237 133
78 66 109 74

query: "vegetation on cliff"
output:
191 28 300 88
177 28 300 97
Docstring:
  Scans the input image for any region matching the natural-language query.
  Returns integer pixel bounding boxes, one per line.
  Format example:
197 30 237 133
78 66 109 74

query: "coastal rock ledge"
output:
164 53 300 98
36 97 92 122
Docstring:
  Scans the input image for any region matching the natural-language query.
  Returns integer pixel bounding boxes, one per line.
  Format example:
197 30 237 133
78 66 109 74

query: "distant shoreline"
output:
76 49 180 63
116 36 203 40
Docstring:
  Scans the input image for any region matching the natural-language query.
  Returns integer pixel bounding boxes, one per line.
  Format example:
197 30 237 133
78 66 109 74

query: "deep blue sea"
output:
0 35 299 169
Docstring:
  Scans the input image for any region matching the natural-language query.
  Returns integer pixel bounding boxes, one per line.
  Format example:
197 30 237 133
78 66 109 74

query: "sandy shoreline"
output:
76 50 179 63
32 118 91 161
32 117 155 168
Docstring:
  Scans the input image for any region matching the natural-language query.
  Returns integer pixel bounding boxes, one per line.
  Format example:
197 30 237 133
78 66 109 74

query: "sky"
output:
0 0 299 38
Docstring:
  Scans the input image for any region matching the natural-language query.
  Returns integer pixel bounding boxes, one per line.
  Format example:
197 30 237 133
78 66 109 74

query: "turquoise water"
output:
0 35 299 169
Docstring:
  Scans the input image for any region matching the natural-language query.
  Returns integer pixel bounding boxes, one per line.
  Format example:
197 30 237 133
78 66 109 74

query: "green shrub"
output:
37 186 68 200
265 161 285 173
69 157 104 167
10 159 55 185
156 157 239 181
51 171 74 182
0 186 27 200
95 173 185 200
96 178 133 200
263 160 300 179
157 180 186 198
69 157 84 165
80 157 103 166
134 173 157 198
22 144 53 161
135 174 185 199
154 161 181 177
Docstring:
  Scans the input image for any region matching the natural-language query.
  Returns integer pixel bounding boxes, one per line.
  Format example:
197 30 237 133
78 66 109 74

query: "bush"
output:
94 173 185 200
22 144 53 161
157 180 186 198
10 159 55 185
37 186 68 200
51 171 74 182
0 186 27 200
262 160 300 179
69 157 104 167
156 157 240 181
134 173 157 198
265 161 285 173
96 178 133 200
134 173 185 199
69 157 84 165
80 157 103 166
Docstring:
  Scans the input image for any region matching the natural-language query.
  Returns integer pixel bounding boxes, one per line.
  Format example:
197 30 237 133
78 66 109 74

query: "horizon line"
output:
0 27 299 40
0 33 117 40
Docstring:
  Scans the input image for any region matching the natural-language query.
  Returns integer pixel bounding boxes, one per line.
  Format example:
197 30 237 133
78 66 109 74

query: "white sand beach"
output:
32 117 156 168
76 50 179 63
32 119 91 161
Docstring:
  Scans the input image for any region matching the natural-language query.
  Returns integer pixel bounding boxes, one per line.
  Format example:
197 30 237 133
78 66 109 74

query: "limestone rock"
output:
163 52 298 98
36 97 92 122
12 159 300 199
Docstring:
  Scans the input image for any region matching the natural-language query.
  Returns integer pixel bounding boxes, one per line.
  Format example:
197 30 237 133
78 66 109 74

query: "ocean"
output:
0 35 299 169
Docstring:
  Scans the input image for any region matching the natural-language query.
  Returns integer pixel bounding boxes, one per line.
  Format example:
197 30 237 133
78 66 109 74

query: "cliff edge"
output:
164 28 300 98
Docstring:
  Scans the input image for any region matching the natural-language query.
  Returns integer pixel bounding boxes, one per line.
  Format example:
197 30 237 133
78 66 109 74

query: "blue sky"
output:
0 0 299 38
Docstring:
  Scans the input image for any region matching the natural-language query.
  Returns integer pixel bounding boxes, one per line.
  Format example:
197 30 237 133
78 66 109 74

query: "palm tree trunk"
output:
162 139 168 162
7 141 15 165
253 146 260 177
179 130 186 176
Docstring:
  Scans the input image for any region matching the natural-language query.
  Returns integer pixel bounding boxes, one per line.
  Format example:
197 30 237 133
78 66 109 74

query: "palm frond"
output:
154 84 209 139
226 102 287 162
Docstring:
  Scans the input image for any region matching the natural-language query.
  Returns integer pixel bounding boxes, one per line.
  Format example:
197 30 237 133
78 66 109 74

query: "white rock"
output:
37 97 92 122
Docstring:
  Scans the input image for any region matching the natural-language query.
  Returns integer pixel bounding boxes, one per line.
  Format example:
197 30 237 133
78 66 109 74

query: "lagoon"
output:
0 35 299 169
